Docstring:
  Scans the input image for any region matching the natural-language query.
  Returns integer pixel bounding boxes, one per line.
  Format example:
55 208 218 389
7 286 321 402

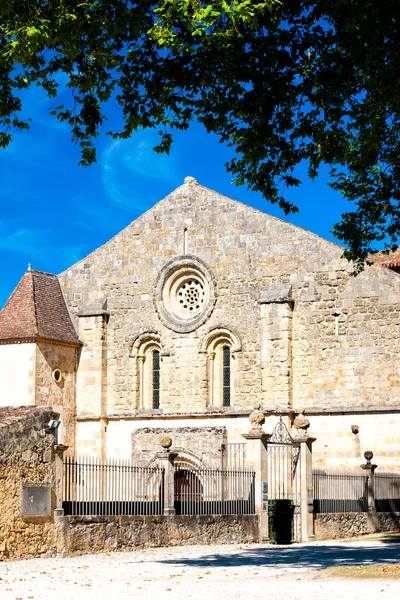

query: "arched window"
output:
131 333 163 409
200 328 241 408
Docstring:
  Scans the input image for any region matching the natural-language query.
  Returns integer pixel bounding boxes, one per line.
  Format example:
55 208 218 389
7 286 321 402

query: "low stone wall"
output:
60 514 259 554
315 512 400 540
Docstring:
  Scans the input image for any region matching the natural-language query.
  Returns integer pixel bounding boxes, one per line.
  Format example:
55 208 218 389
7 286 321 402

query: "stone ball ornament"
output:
160 435 173 451
249 402 265 430
364 450 373 463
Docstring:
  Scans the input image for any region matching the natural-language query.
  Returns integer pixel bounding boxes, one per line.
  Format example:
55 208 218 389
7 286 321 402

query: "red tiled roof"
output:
0 270 80 345
370 248 400 268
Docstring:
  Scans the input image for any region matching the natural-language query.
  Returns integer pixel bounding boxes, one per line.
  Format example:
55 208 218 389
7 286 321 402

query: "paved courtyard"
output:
1 540 400 600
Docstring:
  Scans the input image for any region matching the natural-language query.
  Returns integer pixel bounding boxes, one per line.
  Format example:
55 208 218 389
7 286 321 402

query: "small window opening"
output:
222 346 231 407
153 350 160 409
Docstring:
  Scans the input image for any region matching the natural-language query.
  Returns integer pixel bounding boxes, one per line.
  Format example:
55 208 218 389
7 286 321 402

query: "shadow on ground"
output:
156 543 400 571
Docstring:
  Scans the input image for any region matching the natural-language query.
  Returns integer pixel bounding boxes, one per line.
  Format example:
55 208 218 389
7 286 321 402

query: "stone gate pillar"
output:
242 404 271 541
156 436 177 516
361 450 378 512
292 411 316 542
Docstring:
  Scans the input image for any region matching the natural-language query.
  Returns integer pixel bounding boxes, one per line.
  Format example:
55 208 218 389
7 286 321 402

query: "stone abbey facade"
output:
1 177 400 472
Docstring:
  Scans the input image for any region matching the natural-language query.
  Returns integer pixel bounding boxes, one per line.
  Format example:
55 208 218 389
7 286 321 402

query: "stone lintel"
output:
259 284 292 304
155 451 178 461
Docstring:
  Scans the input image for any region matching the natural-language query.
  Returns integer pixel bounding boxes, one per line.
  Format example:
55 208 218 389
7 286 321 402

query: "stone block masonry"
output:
0 406 59 561
315 512 400 540
58 180 400 468
60 514 259 554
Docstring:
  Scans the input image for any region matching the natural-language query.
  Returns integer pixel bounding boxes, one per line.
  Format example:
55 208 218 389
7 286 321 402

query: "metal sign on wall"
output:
262 481 268 511
21 484 52 517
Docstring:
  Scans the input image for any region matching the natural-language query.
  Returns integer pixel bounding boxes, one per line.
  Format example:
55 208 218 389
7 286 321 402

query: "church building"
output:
1 177 399 472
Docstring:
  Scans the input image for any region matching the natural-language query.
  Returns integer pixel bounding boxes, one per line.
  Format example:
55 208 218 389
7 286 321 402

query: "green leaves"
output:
1 1 400 265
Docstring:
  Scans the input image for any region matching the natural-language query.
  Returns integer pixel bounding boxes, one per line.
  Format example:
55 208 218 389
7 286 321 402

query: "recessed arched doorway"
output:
174 467 204 515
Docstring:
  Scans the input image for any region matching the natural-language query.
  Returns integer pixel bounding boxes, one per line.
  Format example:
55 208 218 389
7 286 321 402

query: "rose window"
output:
155 257 216 333
177 279 205 314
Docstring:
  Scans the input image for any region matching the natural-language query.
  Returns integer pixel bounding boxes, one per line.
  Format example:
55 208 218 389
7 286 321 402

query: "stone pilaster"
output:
76 308 109 417
259 284 293 409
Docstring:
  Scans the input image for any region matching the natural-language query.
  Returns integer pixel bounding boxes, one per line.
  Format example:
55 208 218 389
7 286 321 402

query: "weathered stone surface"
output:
132 426 227 467
62 514 259 554
314 512 400 540
55 180 400 467
0 406 58 561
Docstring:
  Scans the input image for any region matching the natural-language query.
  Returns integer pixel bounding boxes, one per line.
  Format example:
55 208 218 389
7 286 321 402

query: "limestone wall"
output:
61 514 259 554
0 343 36 406
76 412 400 472
59 182 400 421
35 342 78 450
0 407 59 561
309 413 400 472
315 512 400 540
131 426 227 467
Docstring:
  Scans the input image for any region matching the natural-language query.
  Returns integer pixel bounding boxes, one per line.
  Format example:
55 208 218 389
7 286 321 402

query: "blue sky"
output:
0 84 349 309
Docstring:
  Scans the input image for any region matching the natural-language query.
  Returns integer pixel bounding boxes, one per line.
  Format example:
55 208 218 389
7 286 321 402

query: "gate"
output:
267 418 301 543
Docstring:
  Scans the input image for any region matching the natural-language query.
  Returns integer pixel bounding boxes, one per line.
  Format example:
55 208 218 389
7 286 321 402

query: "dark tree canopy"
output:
1 1 400 269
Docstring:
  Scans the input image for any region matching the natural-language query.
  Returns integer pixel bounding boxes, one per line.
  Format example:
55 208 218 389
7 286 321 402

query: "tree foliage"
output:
1 1 400 268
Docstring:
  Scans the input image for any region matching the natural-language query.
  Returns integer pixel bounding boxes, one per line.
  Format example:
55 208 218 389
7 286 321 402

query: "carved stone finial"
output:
184 176 197 185
249 402 265 431
364 450 373 464
160 435 172 451
293 409 310 432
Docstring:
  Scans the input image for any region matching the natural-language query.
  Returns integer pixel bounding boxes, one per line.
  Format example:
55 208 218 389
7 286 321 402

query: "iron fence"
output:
174 464 256 516
63 456 164 516
375 473 400 512
313 470 368 513
225 443 247 471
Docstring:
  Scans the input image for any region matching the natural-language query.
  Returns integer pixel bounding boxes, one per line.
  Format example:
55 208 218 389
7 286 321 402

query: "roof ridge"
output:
30 271 39 336
30 269 58 278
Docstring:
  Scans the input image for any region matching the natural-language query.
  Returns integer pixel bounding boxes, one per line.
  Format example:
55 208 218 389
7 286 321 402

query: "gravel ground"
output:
1 541 400 600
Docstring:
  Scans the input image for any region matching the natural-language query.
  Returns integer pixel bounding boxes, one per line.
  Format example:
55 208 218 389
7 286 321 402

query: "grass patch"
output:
316 564 400 579
343 533 400 544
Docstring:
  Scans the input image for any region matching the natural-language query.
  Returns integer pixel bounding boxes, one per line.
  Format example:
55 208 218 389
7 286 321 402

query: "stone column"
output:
207 352 215 407
156 436 177 516
259 285 293 410
242 405 271 541
361 451 378 512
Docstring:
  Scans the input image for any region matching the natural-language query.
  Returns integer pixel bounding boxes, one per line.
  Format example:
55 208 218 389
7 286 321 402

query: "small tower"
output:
0 269 81 450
